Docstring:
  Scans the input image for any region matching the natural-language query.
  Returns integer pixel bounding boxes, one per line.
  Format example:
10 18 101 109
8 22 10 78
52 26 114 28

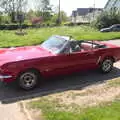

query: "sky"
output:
29 0 108 16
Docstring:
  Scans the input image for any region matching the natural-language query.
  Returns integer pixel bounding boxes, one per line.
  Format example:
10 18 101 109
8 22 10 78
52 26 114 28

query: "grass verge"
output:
28 78 120 120
29 99 120 120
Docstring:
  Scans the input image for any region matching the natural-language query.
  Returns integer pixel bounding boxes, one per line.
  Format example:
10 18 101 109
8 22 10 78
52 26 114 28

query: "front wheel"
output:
18 70 39 90
100 59 113 73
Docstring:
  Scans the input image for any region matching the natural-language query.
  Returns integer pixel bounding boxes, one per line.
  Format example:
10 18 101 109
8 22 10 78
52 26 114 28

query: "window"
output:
41 36 67 54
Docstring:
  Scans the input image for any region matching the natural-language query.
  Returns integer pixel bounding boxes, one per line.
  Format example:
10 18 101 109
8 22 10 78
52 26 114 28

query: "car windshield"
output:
41 36 67 54
110 25 115 28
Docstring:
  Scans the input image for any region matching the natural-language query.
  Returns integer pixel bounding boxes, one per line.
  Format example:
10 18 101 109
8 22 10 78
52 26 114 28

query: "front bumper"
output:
0 75 13 82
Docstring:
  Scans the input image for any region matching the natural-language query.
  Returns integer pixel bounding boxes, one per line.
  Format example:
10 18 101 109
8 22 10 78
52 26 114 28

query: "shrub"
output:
64 22 90 26
0 24 29 30
92 8 120 29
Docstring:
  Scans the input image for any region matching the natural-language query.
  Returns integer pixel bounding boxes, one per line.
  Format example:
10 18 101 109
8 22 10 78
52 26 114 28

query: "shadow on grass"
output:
0 67 120 104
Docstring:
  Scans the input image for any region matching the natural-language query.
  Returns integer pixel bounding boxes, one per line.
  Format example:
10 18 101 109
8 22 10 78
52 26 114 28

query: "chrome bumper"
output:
0 75 12 81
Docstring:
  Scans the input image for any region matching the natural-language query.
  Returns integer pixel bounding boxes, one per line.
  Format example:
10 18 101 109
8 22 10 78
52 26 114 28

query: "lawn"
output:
29 99 120 120
0 26 120 48
28 78 120 120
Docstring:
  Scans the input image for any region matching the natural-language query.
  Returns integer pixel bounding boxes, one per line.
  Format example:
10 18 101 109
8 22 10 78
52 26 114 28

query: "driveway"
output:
105 39 120 45
0 40 120 120
0 103 26 120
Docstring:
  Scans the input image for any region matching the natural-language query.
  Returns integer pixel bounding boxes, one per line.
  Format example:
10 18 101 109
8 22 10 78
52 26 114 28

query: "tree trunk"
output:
10 12 16 23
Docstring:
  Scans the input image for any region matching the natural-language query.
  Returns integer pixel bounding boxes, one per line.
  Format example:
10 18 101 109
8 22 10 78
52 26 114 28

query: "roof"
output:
77 8 89 16
72 8 103 16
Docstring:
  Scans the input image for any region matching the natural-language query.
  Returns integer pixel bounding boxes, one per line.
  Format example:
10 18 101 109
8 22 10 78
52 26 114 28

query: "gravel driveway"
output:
0 40 120 120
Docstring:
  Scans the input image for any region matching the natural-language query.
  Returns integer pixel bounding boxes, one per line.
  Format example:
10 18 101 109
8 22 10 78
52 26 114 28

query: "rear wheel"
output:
18 70 39 90
100 58 113 73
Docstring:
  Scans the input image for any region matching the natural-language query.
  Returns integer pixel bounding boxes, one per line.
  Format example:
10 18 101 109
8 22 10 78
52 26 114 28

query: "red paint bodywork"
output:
0 41 120 83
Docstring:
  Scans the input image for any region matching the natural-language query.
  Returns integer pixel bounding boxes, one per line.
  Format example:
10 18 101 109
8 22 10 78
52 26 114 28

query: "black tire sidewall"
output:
100 59 113 73
18 70 39 90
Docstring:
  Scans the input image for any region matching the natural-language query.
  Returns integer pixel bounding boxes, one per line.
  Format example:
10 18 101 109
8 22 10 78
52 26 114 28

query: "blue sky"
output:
29 0 108 15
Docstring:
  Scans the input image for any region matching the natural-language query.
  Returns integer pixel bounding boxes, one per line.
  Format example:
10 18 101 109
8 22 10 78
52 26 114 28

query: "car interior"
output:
69 41 107 53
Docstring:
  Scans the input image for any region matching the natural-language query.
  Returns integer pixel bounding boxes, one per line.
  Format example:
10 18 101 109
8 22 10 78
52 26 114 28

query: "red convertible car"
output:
0 35 120 90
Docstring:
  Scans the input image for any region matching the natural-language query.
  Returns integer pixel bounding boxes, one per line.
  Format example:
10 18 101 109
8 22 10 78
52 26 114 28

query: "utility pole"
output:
58 0 61 24
19 0 22 32
93 0 95 19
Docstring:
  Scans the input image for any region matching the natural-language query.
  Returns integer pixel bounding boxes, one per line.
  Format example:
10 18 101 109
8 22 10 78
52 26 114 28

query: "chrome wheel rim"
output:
20 72 37 89
102 59 113 72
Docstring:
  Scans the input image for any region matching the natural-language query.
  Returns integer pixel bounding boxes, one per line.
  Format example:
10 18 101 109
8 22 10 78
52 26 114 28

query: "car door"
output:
44 49 99 77
112 25 120 32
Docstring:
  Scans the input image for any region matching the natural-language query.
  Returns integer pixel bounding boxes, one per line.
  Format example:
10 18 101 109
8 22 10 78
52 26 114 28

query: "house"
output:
104 0 120 11
71 8 102 23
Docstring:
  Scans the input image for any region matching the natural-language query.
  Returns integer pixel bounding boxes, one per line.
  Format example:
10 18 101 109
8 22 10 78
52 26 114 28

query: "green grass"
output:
29 99 120 120
0 26 120 48
29 78 120 120
108 78 120 87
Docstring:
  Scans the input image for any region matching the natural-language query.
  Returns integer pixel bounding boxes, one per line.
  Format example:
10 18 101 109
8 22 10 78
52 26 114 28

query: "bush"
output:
92 8 120 29
0 24 29 30
0 23 58 30
64 22 90 26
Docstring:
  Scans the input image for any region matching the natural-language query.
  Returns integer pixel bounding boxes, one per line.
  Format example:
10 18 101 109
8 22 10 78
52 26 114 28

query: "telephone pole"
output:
93 0 96 19
58 0 61 24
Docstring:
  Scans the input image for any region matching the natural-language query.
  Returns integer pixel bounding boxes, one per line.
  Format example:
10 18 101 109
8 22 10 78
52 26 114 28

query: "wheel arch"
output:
17 67 42 79
103 56 115 62
99 56 116 65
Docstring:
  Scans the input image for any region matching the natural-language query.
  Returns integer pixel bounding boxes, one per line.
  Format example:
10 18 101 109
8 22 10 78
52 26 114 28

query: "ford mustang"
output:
0 35 120 90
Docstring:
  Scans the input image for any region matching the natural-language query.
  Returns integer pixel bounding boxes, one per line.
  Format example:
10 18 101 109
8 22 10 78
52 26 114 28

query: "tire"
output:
100 58 113 73
18 70 39 90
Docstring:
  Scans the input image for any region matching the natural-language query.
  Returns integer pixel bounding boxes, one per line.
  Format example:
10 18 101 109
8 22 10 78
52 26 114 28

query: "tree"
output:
60 11 68 22
92 8 120 29
35 0 52 22
51 11 68 24
0 0 27 23
27 9 37 20
0 12 3 24
35 0 50 11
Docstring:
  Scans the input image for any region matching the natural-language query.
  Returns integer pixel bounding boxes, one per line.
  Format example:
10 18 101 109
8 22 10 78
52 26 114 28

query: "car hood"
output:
0 46 53 65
